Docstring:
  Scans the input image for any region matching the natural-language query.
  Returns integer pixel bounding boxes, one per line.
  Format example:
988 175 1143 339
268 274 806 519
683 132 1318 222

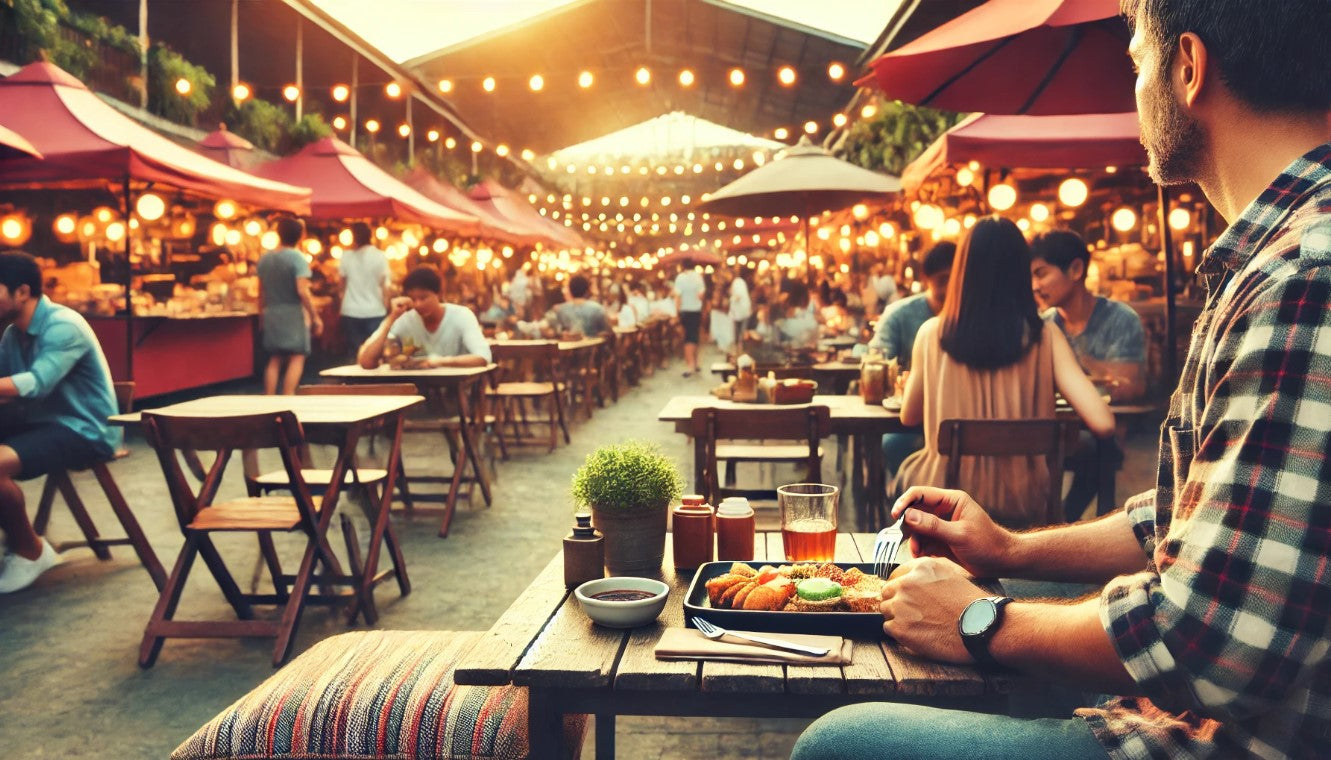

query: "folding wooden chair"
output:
32 381 166 590
691 405 831 506
139 410 356 668
487 341 571 453
939 418 1081 527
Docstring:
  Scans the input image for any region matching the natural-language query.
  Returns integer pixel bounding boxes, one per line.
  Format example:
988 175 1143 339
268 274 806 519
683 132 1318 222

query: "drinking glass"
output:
778 483 839 562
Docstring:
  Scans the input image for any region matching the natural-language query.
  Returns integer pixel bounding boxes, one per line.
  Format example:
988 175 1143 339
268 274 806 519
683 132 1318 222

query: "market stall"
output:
467 179 587 250
0 61 312 397
403 167 544 247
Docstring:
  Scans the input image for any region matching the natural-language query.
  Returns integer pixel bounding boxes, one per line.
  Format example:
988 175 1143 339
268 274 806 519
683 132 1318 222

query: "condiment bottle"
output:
564 512 604 589
672 502 715 570
715 497 755 561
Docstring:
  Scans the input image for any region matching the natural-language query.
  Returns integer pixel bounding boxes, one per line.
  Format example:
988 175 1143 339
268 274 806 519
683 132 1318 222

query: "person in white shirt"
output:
358 267 491 369
509 264 531 320
338 222 391 357
628 285 650 322
672 266 706 376
728 270 752 356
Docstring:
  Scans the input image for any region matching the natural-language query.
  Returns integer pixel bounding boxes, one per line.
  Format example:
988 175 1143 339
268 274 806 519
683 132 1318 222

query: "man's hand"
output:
388 296 412 321
880 557 987 663
891 487 1018 579
310 314 324 338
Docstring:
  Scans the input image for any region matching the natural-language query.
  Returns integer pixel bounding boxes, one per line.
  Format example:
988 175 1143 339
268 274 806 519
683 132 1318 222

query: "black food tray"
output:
683 561 886 638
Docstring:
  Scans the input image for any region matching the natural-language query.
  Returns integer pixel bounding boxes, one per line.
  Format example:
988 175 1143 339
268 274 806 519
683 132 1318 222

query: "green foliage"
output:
5 0 89 76
288 113 332 150
67 10 140 57
571 441 682 512
838 101 967 176
146 44 213 125
227 98 291 152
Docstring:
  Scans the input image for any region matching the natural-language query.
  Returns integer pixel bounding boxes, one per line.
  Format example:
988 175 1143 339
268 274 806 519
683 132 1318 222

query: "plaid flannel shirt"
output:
1076 143 1331 758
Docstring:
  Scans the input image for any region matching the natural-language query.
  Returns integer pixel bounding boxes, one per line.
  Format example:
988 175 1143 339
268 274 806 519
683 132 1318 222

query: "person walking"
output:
337 221 390 357
673 264 706 376
257 217 322 395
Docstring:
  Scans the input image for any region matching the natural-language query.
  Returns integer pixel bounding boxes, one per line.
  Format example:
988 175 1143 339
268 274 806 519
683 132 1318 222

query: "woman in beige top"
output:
890 217 1113 528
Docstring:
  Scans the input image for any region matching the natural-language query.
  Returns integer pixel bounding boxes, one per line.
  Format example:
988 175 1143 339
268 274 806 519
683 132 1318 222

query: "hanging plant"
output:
838 101 966 176
227 98 291 152
146 44 214 126
287 113 332 151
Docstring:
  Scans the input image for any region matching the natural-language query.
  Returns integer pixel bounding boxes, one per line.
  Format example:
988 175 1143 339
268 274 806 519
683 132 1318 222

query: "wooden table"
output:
112 393 421 629
709 361 862 395
319 364 494 538
455 533 1009 760
659 395 907 529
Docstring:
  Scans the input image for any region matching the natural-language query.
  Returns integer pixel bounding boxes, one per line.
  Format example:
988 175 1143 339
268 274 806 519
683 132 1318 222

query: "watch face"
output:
960 598 997 636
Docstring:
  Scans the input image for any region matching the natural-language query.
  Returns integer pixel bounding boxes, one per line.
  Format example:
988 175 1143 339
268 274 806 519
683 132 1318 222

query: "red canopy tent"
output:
467 179 586 249
901 111 1145 193
0 62 310 211
858 0 1133 116
0 123 41 160
198 125 257 170
257 137 478 233
402 167 542 246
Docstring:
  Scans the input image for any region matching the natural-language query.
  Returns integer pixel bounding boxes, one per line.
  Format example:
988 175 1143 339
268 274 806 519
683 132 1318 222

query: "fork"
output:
691 617 831 656
872 514 906 580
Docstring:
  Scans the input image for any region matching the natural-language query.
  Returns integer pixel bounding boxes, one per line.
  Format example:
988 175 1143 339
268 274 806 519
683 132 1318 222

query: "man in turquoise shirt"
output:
0 250 119 593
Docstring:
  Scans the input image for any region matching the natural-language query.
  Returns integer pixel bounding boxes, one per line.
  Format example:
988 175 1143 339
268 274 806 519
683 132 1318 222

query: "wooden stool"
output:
32 381 166 591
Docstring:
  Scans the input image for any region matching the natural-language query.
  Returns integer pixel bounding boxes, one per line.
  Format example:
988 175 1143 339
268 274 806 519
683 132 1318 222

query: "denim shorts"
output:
3 423 110 480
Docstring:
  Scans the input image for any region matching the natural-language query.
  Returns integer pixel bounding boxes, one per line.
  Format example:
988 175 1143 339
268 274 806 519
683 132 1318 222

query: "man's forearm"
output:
357 318 393 368
993 597 1141 695
1005 511 1147 583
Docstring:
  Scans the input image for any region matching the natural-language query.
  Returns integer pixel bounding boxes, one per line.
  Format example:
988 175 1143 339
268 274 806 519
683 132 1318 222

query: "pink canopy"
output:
0 124 41 160
0 62 310 212
198 126 256 170
402 167 542 245
257 137 478 233
467 179 586 249
901 111 1146 193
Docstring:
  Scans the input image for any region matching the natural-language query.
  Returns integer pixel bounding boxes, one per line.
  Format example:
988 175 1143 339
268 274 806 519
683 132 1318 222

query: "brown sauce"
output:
590 589 655 602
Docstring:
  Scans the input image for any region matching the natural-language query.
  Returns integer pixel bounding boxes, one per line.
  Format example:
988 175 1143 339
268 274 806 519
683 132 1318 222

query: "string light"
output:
678 69 695 87
1058 177 1089 207
988 183 1018 211
437 79 453 93
482 76 496 92
827 62 845 81
444 136 457 149
385 82 402 98
231 82 251 101
397 123 411 138
832 113 848 128
135 193 166 221
803 121 819 134
521 148 535 161
860 104 877 119
1112 207 1138 232
495 144 510 157
364 119 380 134
635 66 651 85
1029 202 1051 223
332 115 347 130
470 140 483 153
174 78 192 96
282 84 300 102
578 71 594 88
426 129 440 142
777 66 796 86
774 127 789 140
1169 207 1191 230
529 74 544 92
332 83 349 101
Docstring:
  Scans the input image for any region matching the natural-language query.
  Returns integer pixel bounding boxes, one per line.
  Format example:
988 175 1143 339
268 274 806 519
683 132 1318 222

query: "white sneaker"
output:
0 539 59 593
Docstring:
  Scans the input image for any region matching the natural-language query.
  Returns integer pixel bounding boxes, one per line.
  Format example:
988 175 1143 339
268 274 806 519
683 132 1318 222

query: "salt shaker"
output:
716 497 755 561
672 502 715 570
563 512 604 589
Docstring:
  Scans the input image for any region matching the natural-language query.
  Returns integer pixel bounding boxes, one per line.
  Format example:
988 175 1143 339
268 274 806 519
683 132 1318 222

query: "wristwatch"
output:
958 596 1013 667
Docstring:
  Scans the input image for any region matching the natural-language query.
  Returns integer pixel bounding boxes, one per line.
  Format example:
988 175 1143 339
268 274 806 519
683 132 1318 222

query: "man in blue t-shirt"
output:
869 242 954 478
1031 230 1147 521
0 250 120 592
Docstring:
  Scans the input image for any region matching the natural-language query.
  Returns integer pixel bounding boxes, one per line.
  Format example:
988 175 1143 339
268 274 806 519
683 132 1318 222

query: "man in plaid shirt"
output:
794 1 1331 758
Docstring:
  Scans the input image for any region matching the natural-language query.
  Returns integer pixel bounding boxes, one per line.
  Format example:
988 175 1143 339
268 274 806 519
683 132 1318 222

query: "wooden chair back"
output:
113 381 135 414
142 411 315 530
690 405 831 504
490 341 563 385
938 418 1080 526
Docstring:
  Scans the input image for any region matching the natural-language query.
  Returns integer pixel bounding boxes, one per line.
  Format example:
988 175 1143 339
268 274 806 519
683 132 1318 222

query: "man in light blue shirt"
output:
0 250 119 592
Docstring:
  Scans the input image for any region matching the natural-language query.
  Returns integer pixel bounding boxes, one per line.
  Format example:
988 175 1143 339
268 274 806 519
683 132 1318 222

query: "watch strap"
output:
960 596 1013 667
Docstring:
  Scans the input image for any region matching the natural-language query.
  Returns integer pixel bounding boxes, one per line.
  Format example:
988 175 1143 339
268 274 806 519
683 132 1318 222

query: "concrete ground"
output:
0 344 1160 759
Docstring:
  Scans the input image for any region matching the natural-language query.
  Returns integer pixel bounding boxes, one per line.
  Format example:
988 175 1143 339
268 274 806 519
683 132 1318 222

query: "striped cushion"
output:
172 630 585 760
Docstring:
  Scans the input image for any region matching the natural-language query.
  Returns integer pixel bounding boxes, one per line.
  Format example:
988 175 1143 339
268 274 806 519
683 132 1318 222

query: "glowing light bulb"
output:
832 113 848 128
231 82 251 101
774 127 789 140
827 62 846 81
282 84 300 102
578 71 593 88
635 67 651 85
728 68 745 86
1169 207 1191 231
54 214 76 236
174 78 192 96
1029 203 1051 223
365 119 380 134
385 82 403 98
861 104 877 119
955 167 975 187
427 129 440 142
135 193 166 221
332 84 350 101
1112 207 1138 232
677 69 694 87
1058 177 1089 207
436 79 453 94
397 123 411 138
777 66 796 86
332 115 347 130
482 76 496 93
528 74 544 91
804 121 819 134
988 183 1018 211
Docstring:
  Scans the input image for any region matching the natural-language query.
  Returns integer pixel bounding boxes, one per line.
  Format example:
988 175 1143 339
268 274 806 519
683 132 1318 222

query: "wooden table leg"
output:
456 379 492 505
527 688 565 760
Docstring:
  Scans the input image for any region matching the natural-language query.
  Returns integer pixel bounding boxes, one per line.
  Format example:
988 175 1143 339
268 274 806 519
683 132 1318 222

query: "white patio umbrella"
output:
695 137 900 249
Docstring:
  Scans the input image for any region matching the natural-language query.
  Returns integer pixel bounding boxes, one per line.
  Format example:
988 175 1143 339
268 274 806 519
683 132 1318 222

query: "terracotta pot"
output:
590 504 668 576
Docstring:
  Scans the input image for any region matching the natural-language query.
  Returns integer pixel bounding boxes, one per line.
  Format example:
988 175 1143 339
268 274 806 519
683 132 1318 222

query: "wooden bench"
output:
171 630 586 760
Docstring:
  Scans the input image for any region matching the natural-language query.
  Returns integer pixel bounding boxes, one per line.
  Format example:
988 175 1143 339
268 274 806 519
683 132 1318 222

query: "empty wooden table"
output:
319 364 495 537
454 533 1009 760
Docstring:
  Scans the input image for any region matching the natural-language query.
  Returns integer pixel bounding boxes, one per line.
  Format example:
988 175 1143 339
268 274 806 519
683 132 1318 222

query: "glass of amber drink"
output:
778 483 839 562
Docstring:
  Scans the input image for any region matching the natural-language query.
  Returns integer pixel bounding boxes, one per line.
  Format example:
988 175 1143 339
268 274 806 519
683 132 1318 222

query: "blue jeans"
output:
882 432 923 476
792 703 1106 760
341 315 383 357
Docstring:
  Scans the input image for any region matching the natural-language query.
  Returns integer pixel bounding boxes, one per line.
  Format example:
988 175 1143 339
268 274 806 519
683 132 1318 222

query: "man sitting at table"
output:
794 0 1331 757
552 274 610 338
357 266 490 369
868 241 954 478
1031 229 1148 520
0 250 120 593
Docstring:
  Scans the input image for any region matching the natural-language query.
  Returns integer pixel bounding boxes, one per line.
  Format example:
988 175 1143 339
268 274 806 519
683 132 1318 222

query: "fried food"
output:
705 563 887 613
705 573 750 605
729 563 757 578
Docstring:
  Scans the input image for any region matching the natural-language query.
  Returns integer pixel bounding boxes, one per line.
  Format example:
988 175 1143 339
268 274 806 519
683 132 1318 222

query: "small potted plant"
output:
571 441 683 575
